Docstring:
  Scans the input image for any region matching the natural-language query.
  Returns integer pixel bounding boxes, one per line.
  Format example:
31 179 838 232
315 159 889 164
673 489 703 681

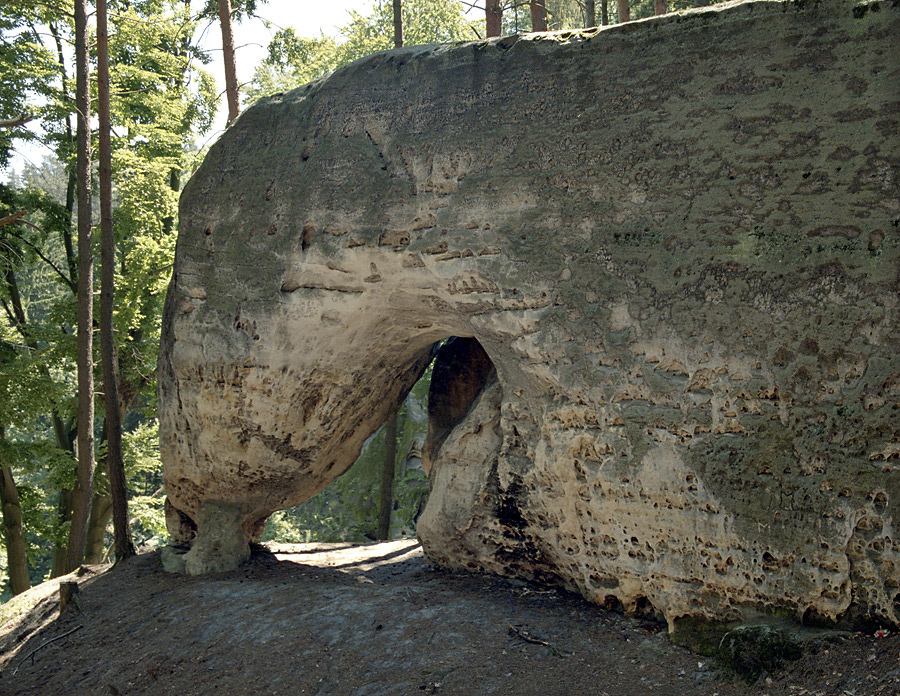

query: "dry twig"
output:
508 624 573 657
13 624 84 674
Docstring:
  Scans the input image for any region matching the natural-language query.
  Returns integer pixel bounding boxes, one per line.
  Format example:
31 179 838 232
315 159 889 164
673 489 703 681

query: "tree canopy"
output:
247 0 475 103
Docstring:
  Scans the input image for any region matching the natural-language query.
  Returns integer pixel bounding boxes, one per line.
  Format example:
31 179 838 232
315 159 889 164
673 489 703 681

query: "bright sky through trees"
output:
4 0 407 177
200 0 360 143
200 0 479 142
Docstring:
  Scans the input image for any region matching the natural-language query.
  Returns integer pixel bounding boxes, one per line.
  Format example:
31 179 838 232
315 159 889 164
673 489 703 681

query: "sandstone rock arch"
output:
160 0 900 629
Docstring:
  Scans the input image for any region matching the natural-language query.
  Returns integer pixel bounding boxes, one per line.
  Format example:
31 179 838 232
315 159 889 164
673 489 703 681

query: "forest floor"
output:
0 540 898 696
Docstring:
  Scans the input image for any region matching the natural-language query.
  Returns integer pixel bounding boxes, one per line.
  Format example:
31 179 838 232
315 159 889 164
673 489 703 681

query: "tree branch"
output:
0 298 21 333
0 114 36 129
2 214 77 293
13 625 84 674
0 211 28 227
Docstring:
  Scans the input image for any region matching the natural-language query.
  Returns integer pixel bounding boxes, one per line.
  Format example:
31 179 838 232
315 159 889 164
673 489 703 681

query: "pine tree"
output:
97 0 135 564
65 0 96 574
218 0 240 124
486 0 502 37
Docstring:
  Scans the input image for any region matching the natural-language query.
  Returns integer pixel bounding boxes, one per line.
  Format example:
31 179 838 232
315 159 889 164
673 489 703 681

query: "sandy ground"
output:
0 540 897 696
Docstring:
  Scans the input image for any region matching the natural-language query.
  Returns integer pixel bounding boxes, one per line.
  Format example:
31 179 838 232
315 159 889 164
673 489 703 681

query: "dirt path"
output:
1 541 897 695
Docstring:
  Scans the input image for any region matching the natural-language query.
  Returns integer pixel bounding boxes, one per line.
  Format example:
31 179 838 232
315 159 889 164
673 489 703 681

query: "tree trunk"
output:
59 581 80 611
377 415 398 541
218 0 240 124
393 0 403 48
530 0 548 31
585 0 596 27
65 0 95 575
486 0 502 37
49 22 78 287
162 0 191 237
655 0 667 14
51 489 75 577
601 0 609 25
3 269 27 334
0 428 30 595
97 0 136 565
617 0 630 23
4 263 79 579
84 492 113 564
50 412 76 578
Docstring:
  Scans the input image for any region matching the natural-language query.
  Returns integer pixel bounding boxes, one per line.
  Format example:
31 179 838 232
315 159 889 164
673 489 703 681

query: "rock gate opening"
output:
160 0 900 630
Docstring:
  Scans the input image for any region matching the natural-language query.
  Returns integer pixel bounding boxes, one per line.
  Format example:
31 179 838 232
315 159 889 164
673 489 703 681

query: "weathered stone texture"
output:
160 0 900 628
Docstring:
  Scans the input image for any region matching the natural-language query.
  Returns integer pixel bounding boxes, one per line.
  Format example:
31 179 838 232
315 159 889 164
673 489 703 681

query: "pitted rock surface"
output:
160 0 900 628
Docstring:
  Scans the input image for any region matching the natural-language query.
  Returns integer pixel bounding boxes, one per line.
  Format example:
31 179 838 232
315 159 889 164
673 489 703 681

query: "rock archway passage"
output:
160 0 900 630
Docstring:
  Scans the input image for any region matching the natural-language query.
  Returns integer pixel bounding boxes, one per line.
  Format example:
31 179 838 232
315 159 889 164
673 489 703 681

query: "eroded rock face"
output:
160 0 900 629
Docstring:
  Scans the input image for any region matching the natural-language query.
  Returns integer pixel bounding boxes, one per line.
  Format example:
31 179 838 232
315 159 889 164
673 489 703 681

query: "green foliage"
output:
543 0 589 30
123 420 162 493
247 0 475 102
263 364 434 544
0 0 217 593
0 2 60 167
339 0 474 58
198 0 267 22
110 4 218 146
0 0 470 591
0 183 78 428
122 418 167 549
0 435 74 583
104 3 218 414
111 147 179 404
0 177 79 585
246 31 340 102
128 495 167 545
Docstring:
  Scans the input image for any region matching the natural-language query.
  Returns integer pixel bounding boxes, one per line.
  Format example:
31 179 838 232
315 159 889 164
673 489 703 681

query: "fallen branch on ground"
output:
13 624 84 674
508 624 573 657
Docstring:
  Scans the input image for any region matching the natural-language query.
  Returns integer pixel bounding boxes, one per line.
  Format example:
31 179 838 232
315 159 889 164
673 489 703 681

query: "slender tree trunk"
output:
162 0 192 237
65 0 95 575
617 0 630 23
97 0 135 564
84 490 113 564
163 153 181 236
0 467 30 594
218 0 240 124
601 0 609 25
655 0 667 14
392 0 403 48
51 411 76 576
530 0 548 31
49 414 75 577
3 269 27 331
377 415 398 541
4 265 78 577
486 0 502 37
585 0 596 27
51 489 75 577
0 427 30 595
49 23 78 287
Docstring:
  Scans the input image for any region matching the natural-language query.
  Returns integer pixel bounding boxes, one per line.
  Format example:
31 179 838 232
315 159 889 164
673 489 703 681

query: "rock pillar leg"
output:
162 501 252 575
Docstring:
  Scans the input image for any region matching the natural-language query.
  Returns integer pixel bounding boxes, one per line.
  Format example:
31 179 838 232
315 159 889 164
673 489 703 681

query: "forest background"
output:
0 0 708 601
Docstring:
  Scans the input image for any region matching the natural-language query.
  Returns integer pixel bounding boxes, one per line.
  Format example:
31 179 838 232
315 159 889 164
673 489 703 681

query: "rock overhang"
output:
160 0 900 629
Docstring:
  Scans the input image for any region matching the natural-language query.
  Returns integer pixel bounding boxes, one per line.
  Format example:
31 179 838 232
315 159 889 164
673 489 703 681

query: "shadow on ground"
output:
0 540 897 696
